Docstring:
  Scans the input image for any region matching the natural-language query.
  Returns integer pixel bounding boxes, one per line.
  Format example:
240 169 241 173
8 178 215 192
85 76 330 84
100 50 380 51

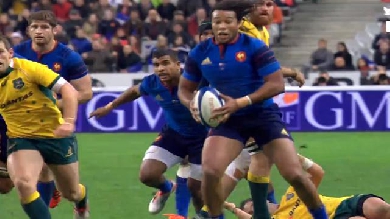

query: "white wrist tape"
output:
302 158 314 171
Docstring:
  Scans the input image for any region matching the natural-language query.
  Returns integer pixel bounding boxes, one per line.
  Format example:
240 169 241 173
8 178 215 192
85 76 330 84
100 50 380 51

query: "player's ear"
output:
8 48 14 58
53 25 58 35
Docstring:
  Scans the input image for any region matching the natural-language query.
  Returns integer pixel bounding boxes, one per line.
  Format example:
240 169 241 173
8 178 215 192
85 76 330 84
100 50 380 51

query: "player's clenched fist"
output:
89 102 113 118
53 123 75 137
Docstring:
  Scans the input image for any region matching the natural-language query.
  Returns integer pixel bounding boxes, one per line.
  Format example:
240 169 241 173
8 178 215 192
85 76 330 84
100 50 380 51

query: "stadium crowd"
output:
305 21 390 86
0 0 290 73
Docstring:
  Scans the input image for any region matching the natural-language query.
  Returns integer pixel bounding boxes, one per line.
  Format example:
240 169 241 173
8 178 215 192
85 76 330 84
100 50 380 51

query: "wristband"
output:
245 95 252 105
302 158 314 170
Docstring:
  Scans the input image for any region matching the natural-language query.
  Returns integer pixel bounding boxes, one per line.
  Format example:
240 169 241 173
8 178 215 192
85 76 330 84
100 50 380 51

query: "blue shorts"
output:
209 104 293 152
144 125 205 167
0 119 7 163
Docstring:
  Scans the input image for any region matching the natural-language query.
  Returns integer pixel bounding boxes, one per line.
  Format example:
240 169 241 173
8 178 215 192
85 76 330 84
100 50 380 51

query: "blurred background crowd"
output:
0 0 388 86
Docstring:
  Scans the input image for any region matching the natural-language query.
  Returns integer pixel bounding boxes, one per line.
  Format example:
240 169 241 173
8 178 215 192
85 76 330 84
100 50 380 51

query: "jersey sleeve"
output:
29 62 66 91
138 76 151 96
183 49 202 83
251 40 281 77
64 51 89 80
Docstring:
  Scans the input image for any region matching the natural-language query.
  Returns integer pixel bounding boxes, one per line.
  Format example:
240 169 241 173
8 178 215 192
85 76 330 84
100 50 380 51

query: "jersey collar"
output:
0 58 14 79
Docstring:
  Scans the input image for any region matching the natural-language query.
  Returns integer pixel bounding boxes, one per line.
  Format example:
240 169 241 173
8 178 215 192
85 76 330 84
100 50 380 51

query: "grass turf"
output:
0 132 388 219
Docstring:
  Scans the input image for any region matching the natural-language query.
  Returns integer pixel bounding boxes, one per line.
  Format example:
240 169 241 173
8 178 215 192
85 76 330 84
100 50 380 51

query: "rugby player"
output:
89 49 205 215
224 154 390 219
178 0 328 218
13 10 92 209
172 20 215 218
0 35 89 219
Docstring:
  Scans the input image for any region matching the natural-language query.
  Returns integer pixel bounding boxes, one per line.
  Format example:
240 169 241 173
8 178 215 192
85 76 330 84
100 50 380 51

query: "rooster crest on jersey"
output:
194 87 225 128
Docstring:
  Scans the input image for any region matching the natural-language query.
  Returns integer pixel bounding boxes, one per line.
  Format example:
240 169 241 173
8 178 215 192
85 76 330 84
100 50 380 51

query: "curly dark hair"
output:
212 0 255 21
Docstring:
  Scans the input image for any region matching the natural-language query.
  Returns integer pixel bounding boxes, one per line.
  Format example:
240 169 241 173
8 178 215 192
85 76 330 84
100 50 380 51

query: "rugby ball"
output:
194 87 225 128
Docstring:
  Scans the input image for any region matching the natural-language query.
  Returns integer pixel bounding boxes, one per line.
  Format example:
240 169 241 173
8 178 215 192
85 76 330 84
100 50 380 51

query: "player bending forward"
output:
0 36 89 219
179 0 327 218
224 154 390 219
90 49 205 215
13 10 92 209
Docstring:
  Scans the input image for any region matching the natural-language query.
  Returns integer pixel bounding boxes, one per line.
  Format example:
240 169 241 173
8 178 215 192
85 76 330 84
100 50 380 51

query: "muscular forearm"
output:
281 67 297 78
111 87 140 108
61 86 78 122
247 81 284 105
57 90 92 109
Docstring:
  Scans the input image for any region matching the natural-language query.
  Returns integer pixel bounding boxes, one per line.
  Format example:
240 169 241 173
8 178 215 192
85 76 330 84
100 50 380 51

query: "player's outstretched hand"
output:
53 123 74 138
293 69 305 87
212 93 239 123
89 105 113 119
190 99 202 123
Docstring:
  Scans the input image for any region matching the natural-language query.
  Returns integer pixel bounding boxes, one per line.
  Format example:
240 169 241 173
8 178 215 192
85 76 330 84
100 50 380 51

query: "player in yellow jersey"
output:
224 154 390 219
0 35 89 219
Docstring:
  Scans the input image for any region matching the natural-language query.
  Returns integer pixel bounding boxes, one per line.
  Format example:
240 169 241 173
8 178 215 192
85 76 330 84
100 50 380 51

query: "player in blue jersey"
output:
171 20 215 218
13 11 92 217
178 1 328 219
89 49 205 215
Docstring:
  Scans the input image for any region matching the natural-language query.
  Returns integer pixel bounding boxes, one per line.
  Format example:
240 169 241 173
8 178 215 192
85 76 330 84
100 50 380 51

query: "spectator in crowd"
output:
171 35 190 63
137 0 154 20
52 0 72 23
0 13 10 35
331 57 355 71
176 0 203 17
117 44 142 72
54 24 69 44
303 38 334 73
63 9 84 39
16 9 29 37
357 58 374 85
157 0 176 21
123 9 144 37
373 41 390 69
187 8 207 36
82 38 116 73
73 0 90 19
83 13 99 37
377 74 389 85
372 22 390 50
71 28 92 54
169 10 187 31
143 9 168 40
167 22 192 46
272 4 283 43
334 42 353 68
312 71 339 86
10 32 24 46
98 9 121 40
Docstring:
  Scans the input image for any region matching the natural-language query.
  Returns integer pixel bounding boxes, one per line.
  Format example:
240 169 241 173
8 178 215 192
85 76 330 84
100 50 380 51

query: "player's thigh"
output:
360 195 389 219
36 137 79 196
0 160 13 194
39 163 54 182
7 138 44 189
141 129 184 177
203 126 246 176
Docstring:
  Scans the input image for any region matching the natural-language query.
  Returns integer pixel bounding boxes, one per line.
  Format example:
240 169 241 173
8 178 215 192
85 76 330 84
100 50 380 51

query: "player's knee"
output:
0 179 13 194
139 171 160 186
61 188 80 202
202 163 225 179
373 205 390 219
13 176 35 194
39 165 53 181
280 168 305 185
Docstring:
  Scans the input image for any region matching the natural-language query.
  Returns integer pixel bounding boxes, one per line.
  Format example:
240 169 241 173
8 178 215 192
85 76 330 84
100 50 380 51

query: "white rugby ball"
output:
194 87 225 128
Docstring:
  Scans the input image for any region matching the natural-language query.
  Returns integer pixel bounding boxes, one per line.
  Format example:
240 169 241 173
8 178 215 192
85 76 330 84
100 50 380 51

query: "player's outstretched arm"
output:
297 154 324 187
224 202 252 219
280 67 305 87
89 84 142 118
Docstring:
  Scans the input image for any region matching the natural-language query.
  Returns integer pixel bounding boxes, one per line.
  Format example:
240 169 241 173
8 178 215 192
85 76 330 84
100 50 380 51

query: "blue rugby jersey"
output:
139 74 208 137
14 40 88 82
183 34 281 116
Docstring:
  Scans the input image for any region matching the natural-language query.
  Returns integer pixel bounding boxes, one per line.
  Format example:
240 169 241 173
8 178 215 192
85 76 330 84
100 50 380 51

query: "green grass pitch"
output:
0 132 389 219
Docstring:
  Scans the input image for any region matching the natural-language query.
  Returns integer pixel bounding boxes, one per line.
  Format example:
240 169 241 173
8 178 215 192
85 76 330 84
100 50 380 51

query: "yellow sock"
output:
78 184 86 201
201 205 209 212
22 191 40 204
247 172 270 183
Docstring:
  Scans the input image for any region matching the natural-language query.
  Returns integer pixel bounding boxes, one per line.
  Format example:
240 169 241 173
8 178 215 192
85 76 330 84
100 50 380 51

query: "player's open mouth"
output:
34 37 44 40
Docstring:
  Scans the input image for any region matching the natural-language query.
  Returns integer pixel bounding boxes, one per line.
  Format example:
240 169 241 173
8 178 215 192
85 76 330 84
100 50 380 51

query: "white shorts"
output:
225 149 251 181
143 145 202 181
